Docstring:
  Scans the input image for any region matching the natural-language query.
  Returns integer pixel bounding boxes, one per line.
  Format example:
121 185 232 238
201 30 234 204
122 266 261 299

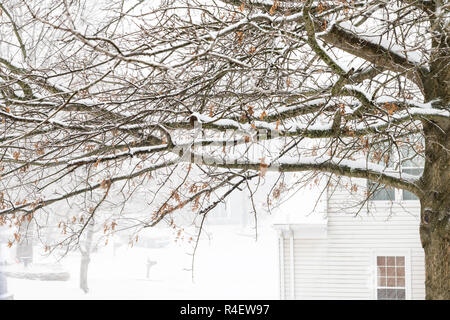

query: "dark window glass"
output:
377 289 387 300
377 288 406 300
401 168 423 200
368 181 395 201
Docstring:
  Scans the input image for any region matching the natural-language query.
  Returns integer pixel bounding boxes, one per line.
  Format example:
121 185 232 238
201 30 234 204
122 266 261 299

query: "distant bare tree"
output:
0 0 448 299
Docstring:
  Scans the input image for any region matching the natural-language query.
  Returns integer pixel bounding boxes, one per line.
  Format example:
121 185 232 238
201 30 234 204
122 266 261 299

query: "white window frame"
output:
371 249 412 300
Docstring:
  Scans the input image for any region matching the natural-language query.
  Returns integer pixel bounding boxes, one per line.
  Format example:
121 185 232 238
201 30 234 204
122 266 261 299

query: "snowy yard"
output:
6 223 278 300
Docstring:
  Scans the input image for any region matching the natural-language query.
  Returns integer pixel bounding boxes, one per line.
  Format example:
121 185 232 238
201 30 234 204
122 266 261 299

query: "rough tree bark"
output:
420 119 449 300
418 25 450 297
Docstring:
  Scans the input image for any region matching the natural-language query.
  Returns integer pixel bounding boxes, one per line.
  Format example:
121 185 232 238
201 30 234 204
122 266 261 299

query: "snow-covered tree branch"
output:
0 0 448 299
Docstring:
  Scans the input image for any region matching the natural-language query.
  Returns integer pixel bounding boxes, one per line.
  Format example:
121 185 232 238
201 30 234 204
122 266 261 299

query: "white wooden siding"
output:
280 177 425 300
282 238 291 299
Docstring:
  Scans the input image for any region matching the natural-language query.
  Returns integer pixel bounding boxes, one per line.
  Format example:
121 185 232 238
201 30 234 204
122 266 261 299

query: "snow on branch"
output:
193 153 422 194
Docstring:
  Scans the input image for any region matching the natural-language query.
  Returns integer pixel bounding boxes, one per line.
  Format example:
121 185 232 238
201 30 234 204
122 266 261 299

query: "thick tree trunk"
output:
419 35 449 297
420 196 449 300
419 118 449 300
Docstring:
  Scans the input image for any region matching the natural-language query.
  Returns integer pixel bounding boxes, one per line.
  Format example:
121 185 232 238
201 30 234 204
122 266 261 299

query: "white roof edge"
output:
272 219 327 229
272 221 328 239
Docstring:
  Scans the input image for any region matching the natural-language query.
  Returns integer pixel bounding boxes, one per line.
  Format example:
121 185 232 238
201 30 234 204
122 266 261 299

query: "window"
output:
365 142 396 201
367 135 424 202
401 168 422 201
376 256 406 300
367 181 395 201
399 138 424 201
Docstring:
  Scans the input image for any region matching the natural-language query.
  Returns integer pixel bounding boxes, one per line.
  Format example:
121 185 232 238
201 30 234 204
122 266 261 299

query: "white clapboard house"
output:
273 164 425 300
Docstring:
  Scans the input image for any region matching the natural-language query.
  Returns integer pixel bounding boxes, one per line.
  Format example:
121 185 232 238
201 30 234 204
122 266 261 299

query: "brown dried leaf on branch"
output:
239 1 245 12
269 0 278 15
259 158 269 177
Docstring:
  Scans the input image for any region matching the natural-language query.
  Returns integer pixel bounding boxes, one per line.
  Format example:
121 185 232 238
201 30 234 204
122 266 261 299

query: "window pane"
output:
368 181 395 201
399 135 425 168
402 157 424 167
387 277 396 287
397 289 406 300
377 289 387 300
378 288 406 300
400 141 425 168
386 289 397 299
402 190 418 200
387 256 396 266
397 277 405 287
402 168 422 200
396 256 405 266
402 168 423 176
386 266 395 277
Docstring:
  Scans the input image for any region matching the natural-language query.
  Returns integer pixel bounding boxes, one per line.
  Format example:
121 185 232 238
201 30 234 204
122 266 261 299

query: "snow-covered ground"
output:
6 222 279 300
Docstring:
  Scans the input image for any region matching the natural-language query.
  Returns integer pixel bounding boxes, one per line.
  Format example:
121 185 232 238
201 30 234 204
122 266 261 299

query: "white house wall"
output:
280 177 425 300
281 238 291 299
